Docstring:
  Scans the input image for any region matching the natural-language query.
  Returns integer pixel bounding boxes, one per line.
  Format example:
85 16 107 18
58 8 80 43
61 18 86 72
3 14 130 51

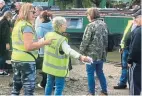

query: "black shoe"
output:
113 85 127 89
0 72 3 76
0 71 10 76
3 71 10 76
100 91 108 95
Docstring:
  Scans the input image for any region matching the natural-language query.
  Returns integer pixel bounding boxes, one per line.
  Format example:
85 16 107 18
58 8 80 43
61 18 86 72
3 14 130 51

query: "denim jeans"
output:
119 49 128 85
45 74 65 95
86 60 107 95
11 62 36 95
0 56 6 70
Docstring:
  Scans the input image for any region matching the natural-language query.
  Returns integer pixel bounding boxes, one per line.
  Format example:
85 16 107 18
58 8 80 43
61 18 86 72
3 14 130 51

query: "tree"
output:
90 0 102 7
74 0 83 8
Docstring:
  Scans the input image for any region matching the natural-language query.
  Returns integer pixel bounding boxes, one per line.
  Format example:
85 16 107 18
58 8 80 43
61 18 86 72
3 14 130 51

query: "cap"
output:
132 9 142 18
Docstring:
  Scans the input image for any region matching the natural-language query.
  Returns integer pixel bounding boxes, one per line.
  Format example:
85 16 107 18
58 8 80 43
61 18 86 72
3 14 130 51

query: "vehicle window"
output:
66 18 83 29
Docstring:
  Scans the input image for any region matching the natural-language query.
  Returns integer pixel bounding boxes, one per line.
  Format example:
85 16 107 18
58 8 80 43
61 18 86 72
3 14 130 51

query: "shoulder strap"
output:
13 48 36 61
24 51 37 61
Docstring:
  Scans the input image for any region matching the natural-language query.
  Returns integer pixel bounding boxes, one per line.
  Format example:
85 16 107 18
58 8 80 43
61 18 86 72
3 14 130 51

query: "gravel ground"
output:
0 47 129 95
0 62 129 95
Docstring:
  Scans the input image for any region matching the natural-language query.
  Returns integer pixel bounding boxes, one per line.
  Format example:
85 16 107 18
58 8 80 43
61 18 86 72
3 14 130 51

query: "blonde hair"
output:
52 16 66 32
16 3 33 22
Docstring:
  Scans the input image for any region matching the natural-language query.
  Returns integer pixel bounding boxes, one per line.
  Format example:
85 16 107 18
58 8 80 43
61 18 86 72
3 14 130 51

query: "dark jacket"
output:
0 5 10 17
128 26 141 65
0 18 11 56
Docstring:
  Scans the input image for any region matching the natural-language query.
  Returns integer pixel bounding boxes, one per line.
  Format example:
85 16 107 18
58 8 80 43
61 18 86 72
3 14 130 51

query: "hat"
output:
0 0 4 3
132 9 142 18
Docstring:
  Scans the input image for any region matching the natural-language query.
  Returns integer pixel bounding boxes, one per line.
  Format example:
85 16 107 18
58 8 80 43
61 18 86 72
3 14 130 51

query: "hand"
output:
119 48 124 54
128 64 132 68
80 55 86 62
6 43 10 50
80 56 93 63
43 38 56 45
84 56 93 63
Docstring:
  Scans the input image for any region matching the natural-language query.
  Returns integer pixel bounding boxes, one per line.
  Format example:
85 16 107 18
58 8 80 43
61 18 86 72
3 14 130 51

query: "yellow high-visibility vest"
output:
42 32 69 77
120 20 133 48
11 20 38 62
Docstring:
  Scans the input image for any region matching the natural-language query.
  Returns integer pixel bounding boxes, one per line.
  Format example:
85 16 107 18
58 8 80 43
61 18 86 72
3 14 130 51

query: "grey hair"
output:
52 16 66 32
35 6 43 11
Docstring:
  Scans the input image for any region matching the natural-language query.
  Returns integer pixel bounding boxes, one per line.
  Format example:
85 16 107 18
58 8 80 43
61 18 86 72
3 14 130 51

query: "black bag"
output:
18 50 44 69
36 56 43 69
69 58 72 71
23 51 38 65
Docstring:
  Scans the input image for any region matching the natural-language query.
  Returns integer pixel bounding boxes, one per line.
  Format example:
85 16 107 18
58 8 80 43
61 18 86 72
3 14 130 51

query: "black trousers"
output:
129 62 141 95
37 57 46 88
40 72 47 88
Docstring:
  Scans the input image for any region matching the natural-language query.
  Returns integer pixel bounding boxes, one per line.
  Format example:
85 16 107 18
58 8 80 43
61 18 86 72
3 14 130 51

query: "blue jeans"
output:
86 60 107 95
119 49 128 85
0 56 6 70
11 62 36 95
45 74 65 95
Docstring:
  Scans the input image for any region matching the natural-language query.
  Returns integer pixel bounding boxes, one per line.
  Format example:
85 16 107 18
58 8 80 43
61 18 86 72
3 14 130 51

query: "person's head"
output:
86 8 100 22
134 15 142 26
0 0 5 9
15 2 22 11
39 11 53 23
86 7 100 22
17 3 35 23
132 9 142 18
52 16 67 33
2 11 13 21
35 6 43 17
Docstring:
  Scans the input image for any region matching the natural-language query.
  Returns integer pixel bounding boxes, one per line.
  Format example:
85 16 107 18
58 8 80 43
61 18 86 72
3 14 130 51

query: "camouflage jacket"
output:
80 19 108 61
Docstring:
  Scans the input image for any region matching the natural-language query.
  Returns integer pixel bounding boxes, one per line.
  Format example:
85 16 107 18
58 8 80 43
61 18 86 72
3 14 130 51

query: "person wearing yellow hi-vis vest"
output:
42 16 92 95
11 3 55 95
114 19 134 89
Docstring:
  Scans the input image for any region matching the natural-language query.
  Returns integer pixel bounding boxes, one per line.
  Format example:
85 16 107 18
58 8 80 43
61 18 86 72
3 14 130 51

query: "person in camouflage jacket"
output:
80 19 108 61
80 8 108 95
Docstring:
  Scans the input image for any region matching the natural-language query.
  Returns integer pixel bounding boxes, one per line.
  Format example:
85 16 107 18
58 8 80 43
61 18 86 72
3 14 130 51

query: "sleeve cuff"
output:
127 59 133 64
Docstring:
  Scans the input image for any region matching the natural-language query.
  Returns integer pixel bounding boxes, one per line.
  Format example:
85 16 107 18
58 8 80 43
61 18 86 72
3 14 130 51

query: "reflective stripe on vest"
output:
45 51 67 59
124 20 133 33
12 41 24 45
42 32 69 77
44 61 68 70
120 20 133 48
12 20 38 61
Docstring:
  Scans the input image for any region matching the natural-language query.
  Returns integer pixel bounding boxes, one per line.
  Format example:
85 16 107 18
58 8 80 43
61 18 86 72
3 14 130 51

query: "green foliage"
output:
82 0 92 8
22 0 32 2
20 0 118 9
55 0 93 9
22 0 49 2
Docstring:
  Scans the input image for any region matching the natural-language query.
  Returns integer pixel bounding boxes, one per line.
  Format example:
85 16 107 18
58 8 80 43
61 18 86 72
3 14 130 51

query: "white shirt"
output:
35 16 41 32
62 41 81 59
